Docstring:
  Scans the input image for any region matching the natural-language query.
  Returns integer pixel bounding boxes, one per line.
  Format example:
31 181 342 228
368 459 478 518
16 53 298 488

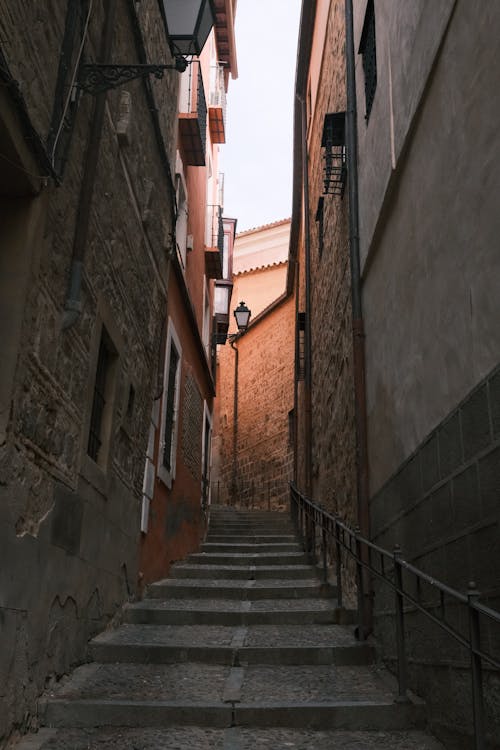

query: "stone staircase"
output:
29 506 446 749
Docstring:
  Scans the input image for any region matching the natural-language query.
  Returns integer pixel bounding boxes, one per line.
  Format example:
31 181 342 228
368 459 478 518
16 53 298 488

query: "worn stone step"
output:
19 726 445 750
169 564 319 580
90 623 373 666
208 523 295 531
206 535 298 544
146 579 332 600
201 542 302 553
187 552 307 566
123 598 348 626
40 663 425 731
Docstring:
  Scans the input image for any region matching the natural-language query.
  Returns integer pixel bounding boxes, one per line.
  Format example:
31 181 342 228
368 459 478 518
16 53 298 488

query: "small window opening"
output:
297 312 306 381
316 197 324 258
88 332 115 463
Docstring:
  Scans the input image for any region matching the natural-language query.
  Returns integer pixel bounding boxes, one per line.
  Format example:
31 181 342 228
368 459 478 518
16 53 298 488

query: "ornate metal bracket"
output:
78 59 187 95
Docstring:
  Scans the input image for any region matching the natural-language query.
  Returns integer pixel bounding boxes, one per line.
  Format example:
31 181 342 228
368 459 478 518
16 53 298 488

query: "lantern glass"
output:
233 301 251 332
163 0 215 57
214 284 231 316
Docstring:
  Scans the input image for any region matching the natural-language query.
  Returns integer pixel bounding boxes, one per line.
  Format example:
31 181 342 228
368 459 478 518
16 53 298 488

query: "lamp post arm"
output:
78 60 187 95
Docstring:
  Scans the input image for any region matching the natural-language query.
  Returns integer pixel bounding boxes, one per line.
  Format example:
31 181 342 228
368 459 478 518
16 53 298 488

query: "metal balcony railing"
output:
290 483 500 750
208 64 227 143
205 204 224 278
178 59 207 165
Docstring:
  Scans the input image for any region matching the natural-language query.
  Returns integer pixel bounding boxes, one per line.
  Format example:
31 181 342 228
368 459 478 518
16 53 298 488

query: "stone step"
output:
208 523 295 531
201 542 302 553
169 564 319 580
187 552 307 566
206 535 297 544
89 624 374 666
147 578 334 600
41 663 425 731
123 598 352 626
22 726 446 750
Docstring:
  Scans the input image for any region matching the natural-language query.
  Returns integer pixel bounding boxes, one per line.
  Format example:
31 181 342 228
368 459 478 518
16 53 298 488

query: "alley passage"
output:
30 508 445 749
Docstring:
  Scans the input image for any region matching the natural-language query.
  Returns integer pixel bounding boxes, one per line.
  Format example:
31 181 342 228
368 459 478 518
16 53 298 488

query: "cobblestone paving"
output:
231 728 446 749
36 728 225 750
50 664 229 702
240 665 394 703
93 624 235 646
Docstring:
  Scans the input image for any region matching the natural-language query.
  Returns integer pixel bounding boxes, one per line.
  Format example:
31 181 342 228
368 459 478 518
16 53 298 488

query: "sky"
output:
221 0 302 233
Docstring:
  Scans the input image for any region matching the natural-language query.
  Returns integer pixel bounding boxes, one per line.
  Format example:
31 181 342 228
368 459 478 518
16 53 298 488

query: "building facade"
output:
0 0 238 742
291 0 500 744
212 220 295 509
138 4 238 584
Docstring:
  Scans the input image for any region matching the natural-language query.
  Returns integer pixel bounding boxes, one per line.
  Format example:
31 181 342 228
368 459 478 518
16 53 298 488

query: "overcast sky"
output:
221 0 302 232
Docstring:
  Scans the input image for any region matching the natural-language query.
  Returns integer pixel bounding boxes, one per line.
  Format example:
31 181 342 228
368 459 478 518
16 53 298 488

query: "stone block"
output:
452 463 480 533
50 484 83 556
460 384 491 461
420 435 440 494
438 412 462 479
489 367 500 438
478 445 500 521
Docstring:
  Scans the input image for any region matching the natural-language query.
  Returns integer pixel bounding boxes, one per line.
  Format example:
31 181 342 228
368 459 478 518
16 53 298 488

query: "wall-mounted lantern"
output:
78 0 215 95
233 301 251 332
322 112 347 198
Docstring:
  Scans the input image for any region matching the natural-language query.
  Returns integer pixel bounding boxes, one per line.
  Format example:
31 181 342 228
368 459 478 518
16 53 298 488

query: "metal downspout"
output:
345 0 372 636
298 94 313 496
230 337 239 505
62 0 117 329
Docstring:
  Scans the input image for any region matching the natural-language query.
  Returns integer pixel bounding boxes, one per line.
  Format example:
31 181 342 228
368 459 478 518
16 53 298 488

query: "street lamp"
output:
233 301 251 333
78 0 216 94
163 0 216 58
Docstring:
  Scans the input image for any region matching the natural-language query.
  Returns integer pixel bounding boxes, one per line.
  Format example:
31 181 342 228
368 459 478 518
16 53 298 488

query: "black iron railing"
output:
290 482 500 750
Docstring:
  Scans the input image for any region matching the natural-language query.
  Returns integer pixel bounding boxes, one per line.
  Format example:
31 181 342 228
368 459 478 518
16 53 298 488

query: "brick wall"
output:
0 0 178 740
214 297 295 510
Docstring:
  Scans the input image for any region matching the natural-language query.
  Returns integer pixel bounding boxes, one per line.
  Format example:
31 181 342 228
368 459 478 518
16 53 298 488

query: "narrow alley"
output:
24 507 444 749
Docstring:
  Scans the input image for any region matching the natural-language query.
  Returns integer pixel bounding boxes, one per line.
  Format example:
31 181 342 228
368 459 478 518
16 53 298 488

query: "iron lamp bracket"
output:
78 59 188 95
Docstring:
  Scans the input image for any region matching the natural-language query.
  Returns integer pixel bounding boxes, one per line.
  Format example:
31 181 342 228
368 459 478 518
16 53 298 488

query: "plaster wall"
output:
358 0 500 491
233 220 290 274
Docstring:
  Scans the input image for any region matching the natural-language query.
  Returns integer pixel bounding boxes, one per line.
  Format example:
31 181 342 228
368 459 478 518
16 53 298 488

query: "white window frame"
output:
175 152 188 270
202 276 211 356
158 319 182 489
201 401 213 506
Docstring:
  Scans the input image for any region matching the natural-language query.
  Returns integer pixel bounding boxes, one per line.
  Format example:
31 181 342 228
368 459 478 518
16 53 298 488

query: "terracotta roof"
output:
236 218 292 238
234 260 288 275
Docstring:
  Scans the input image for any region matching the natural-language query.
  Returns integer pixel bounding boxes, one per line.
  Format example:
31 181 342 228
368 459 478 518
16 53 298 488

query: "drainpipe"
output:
230 336 239 506
345 0 372 637
62 0 117 329
298 94 313 496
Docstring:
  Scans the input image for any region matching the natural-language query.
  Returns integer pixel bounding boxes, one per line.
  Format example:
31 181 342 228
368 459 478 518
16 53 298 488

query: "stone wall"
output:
0 0 177 741
214 297 295 510
370 364 500 747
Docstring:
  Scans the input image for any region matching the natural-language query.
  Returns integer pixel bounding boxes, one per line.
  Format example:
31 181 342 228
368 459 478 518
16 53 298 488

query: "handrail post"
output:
355 528 365 640
468 582 485 750
335 521 343 609
393 544 408 702
321 515 328 586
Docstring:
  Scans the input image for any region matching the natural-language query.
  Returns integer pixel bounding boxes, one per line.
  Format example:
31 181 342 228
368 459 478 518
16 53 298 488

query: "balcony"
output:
208 64 227 144
178 60 207 166
205 204 224 279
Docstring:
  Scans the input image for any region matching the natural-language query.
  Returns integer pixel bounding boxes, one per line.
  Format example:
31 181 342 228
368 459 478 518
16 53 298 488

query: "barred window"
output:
316 197 324 259
359 0 377 121
158 320 183 488
297 312 306 381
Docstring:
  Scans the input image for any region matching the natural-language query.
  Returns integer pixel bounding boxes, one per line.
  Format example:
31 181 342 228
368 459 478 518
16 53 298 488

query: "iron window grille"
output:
359 0 377 121
322 112 346 197
87 335 111 462
163 341 180 472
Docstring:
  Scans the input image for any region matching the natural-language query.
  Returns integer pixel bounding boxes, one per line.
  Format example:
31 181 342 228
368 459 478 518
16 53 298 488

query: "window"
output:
202 277 211 356
316 197 324 259
158 321 182 488
359 0 377 121
87 329 116 465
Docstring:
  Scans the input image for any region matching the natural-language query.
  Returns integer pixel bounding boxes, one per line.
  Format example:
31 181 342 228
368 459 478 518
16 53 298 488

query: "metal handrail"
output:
290 482 500 750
